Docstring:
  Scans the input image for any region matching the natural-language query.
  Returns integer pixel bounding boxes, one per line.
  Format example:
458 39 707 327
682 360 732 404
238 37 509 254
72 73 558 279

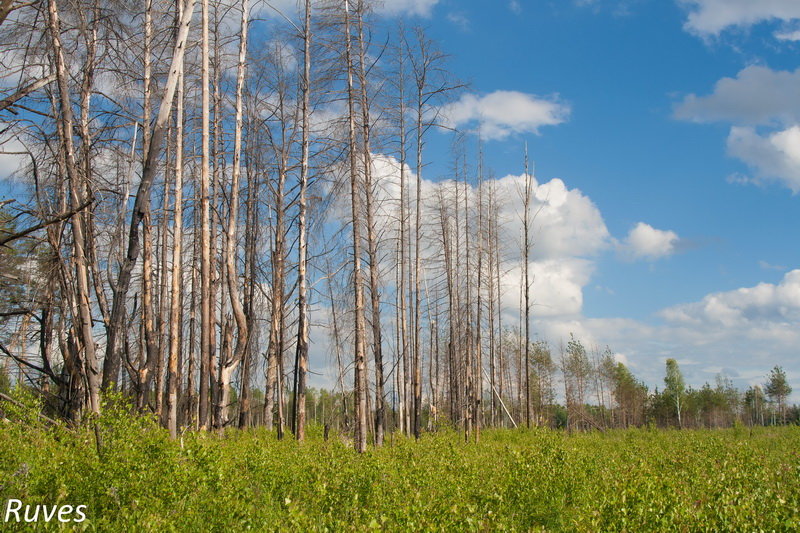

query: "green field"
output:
1 400 799 531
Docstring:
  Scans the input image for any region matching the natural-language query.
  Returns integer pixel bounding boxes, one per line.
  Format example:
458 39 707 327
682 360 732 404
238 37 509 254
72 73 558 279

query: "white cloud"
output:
0 137 27 180
620 222 679 261
774 29 800 41
331 155 611 328
501 259 595 319
374 0 440 17
440 91 570 140
446 11 470 31
727 125 800 192
675 66 800 192
661 269 800 328
674 66 800 126
680 0 800 36
493 174 610 260
759 260 787 271
544 271 800 399
509 1 522 14
481 173 609 323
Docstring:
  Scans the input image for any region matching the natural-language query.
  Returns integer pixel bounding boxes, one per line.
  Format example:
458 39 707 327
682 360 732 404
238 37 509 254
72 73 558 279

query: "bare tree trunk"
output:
139 213 158 410
354 3 384 447
394 224 405 435
523 145 532 428
494 191 504 424
463 164 472 442
198 0 212 431
394 28 410 437
209 9 224 430
475 147 484 442
412 59 423 442
166 2 186 436
187 209 199 428
292 0 312 442
436 186 457 425
487 181 497 428
344 0 368 453
139 5 158 403
218 0 249 432
47 0 100 415
325 255 348 432
238 118 258 430
265 159 288 432
156 137 173 421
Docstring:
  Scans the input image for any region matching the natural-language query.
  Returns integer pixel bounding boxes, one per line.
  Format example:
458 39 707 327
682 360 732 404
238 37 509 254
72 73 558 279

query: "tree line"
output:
0 0 795 451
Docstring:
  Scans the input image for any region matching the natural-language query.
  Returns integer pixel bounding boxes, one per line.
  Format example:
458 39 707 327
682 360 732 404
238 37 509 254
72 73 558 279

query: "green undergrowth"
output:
1 393 799 531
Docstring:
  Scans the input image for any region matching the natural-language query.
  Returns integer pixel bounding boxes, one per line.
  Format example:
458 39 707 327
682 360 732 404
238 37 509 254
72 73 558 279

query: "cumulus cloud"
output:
660 269 800 327
440 91 570 140
501 259 595 319
727 125 800 192
675 66 800 192
492 174 610 259
680 0 800 36
542 271 800 398
620 222 679 261
485 173 609 322
674 66 800 126
575 314 799 400
330 155 611 327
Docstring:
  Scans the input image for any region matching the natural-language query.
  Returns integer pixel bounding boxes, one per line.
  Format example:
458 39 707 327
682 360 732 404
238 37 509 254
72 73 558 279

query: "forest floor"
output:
1 396 799 531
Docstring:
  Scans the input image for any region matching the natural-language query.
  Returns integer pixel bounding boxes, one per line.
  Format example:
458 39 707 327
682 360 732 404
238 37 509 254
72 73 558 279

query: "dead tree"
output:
292 0 312 443
344 0 368 453
217 0 250 433
102 0 197 402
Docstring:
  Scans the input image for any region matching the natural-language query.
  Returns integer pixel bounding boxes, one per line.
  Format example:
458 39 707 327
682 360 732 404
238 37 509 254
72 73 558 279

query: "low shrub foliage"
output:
1 399 798 531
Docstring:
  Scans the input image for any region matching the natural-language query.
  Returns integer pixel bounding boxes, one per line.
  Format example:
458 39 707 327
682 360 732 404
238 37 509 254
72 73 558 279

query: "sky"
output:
349 0 800 398
2 0 800 400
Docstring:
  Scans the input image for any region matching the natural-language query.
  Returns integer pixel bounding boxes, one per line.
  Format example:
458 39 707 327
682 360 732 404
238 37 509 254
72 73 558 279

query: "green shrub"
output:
1 411 798 531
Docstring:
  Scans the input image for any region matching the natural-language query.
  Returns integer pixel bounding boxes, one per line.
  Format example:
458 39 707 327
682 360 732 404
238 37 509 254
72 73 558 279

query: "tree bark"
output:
218 0 250 432
47 0 100 415
344 0 368 453
198 0 212 431
355 2 384 447
292 0 311 442
166 0 187 436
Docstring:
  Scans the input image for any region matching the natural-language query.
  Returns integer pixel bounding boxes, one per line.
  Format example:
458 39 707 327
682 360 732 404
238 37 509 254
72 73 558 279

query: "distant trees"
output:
744 385 766 426
603 356 647 428
663 358 685 428
562 336 592 431
765 366 792 425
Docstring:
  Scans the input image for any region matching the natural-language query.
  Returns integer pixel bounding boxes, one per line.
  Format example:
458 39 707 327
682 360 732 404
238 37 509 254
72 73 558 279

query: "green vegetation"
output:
1 393 799 531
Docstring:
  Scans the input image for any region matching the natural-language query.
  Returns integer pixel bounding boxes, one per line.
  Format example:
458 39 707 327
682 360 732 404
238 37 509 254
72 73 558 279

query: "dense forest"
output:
0 0 796 453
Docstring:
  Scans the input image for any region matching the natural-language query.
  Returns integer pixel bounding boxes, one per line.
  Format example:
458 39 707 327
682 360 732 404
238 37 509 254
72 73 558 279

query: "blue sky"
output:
373 0 800 396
